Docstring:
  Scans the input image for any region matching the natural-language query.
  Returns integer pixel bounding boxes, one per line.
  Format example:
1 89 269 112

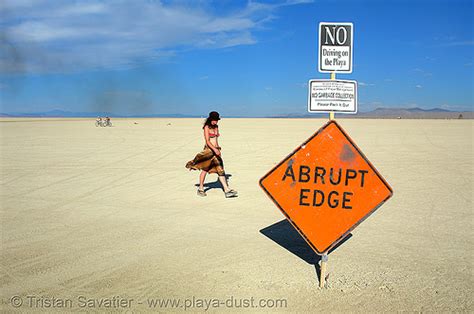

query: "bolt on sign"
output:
319 22 353 73
259 121 393 254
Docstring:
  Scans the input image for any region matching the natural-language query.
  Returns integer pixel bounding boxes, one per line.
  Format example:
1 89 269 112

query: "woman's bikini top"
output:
209 129 220 138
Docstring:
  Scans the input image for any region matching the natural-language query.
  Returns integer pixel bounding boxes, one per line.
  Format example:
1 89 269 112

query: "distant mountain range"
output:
0 107 472 119
269 107 473 119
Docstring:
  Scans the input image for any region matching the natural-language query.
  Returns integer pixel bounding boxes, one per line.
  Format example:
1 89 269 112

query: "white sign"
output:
308 79 357 113
319 22 353 73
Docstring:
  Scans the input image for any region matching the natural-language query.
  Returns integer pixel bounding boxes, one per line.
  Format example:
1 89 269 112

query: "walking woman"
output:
185 111 238 198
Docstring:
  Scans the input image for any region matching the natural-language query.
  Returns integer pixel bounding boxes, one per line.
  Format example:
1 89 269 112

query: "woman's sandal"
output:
225 190 238 198
197 189 207 197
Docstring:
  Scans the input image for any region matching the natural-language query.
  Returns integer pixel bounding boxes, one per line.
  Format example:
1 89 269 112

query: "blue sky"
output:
0 0 472 116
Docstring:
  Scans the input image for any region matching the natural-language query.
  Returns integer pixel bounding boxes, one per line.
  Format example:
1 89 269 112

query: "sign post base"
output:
319 254 329 288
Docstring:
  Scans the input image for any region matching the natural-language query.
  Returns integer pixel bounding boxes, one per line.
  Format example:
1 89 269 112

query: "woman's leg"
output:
199 171 207 190
218 175 230 193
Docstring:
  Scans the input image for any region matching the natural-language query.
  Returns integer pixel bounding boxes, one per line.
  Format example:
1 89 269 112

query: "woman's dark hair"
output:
202 111 220 129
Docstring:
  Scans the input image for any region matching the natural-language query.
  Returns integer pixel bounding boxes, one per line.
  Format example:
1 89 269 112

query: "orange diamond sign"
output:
259 121 393 255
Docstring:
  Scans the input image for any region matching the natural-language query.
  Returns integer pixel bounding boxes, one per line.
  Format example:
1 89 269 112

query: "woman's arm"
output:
215 133 220 150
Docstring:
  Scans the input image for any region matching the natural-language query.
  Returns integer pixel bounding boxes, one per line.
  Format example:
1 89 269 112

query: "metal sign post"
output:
319 21 354 288
321 61 332 283
330 72 336 121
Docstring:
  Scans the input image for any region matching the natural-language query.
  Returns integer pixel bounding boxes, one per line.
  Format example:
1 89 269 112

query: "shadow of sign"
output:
259 219 352 281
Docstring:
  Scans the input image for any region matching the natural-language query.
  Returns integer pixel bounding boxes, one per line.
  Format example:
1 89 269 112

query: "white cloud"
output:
359 82 375 87
413 68 432 77
55 3 106 16
0 0 312 73
415 85 423 89
439 40 474 47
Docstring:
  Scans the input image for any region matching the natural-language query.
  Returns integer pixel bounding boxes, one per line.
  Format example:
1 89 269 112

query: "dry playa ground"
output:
0 118 472 312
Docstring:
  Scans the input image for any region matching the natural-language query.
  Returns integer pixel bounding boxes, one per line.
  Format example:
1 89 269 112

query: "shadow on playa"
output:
194 174 233 192
260 219 352 283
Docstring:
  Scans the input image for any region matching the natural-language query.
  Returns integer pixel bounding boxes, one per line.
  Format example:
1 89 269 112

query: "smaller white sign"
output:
308 79 357 114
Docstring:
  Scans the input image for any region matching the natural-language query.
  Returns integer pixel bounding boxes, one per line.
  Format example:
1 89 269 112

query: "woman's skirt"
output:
185 145 225 176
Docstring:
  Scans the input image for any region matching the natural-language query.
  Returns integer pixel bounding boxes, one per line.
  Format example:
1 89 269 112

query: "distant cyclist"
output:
96 117 102 127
